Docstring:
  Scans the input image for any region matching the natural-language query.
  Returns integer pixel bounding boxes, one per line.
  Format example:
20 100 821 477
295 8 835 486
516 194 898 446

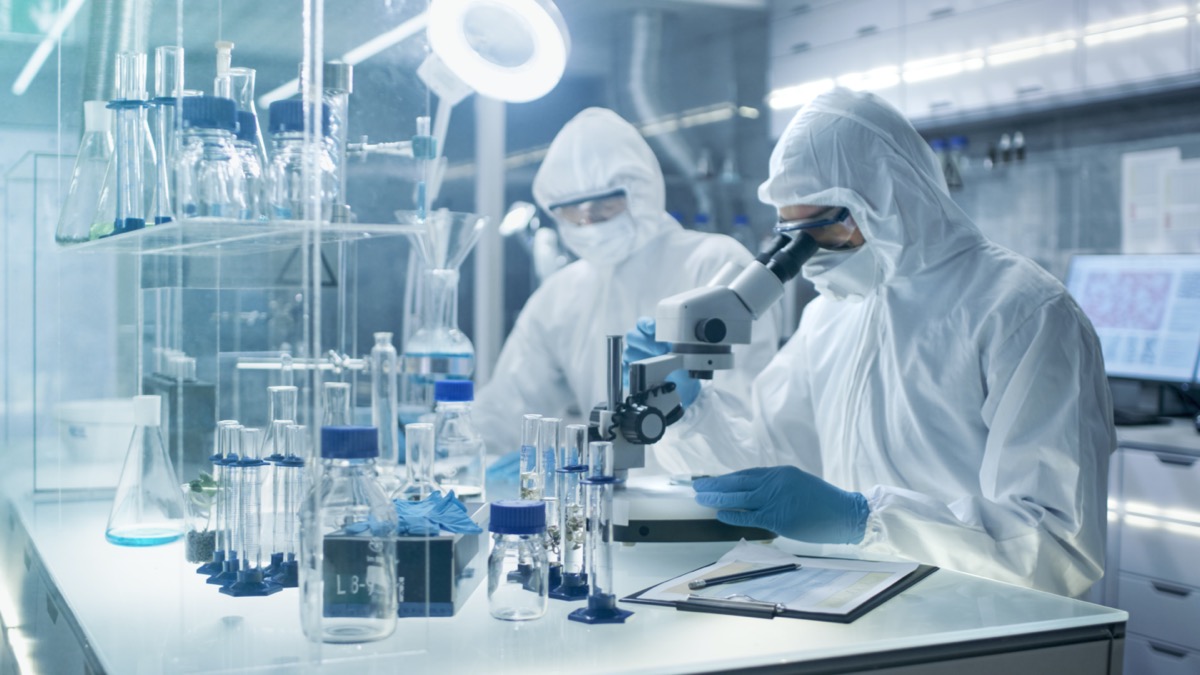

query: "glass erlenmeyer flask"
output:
215 67 267 168
106 395 187 546
56 101 114 244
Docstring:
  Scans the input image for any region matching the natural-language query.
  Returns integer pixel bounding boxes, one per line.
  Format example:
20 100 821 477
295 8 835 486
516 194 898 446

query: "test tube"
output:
197 420 238 576
370 332 400 495
271 424 306 588
149 45 183 225
322 382 352 427
551 424 589 600
538 418 562 564
266 418 294 575
568 441 633 623
397 422 440 501
519 414 542 500
223 427 281 596
208 423 242 586
111 51 151 235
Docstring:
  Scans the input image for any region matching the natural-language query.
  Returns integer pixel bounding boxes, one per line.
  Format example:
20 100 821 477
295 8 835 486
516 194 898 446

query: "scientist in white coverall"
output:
645 89 1113 597
474 107 781 472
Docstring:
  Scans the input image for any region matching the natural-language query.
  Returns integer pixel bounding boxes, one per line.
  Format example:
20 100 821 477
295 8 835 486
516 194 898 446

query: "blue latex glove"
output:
393 491 483 536
486 450 520 485
623 317 700 409
693 466 870 545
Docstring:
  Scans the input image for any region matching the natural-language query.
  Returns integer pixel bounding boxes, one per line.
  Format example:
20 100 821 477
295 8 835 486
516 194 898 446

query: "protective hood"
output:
533 107 680 259
759 88 985 287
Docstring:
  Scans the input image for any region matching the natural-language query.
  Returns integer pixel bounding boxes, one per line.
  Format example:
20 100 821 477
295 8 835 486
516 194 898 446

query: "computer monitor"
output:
1064 254 1200 384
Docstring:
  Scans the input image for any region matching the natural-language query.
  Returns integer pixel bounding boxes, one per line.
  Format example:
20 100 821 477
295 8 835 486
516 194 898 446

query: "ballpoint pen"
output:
688 562 801 590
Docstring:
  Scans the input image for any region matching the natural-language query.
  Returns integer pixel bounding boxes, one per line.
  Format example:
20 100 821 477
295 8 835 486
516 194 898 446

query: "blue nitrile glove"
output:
693 466 870 544
622 317 700 409
393 491 483 536
486 450 520 485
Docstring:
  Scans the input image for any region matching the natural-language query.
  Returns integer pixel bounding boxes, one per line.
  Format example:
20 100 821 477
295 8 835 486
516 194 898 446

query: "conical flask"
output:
56 101 114 244
106 395 187 546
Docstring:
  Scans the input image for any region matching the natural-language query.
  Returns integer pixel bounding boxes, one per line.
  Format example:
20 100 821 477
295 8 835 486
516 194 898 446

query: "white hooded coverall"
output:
673 89 1114 597
473 108 781 464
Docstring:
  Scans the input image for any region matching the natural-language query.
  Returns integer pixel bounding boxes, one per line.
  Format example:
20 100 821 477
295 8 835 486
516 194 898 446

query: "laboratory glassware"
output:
222 427 281 596
301 426 398 644
322 382 352 428
488 500 549 621
432 379 485 500
568 441 633 624
208 423 243 586
550 423 589 600
55 101 114 244
370 332 401 495
397 210 486 424
234 111 266 221
265 99 337 220
518 413 542 500
271 424 306 588
196 419 239 575
538 417 563 588
397 422 441 501
148 45 183 225
175 96 245 219
109 51 157 235
265 415 295 577
106 395 187 546
215 67 267 168
322 61 353 221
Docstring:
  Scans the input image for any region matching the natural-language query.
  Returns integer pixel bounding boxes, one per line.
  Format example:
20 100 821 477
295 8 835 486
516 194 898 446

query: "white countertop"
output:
1116 418 1200 456
7 490 1127 675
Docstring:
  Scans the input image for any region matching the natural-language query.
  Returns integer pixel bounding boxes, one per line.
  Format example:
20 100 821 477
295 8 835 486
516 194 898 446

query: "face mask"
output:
558 212 637 265
803 243 881 301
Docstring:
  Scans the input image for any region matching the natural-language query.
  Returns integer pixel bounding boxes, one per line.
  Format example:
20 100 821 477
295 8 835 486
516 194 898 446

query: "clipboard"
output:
622 557 938 623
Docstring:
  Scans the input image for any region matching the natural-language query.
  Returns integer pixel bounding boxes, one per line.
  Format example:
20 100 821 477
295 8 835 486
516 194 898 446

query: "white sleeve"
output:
858 296 1113 597
473 294 574 456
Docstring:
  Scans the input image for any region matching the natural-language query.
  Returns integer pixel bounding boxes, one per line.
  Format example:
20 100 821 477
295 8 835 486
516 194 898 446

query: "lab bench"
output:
1109 419 1200 674
0 476 1127 675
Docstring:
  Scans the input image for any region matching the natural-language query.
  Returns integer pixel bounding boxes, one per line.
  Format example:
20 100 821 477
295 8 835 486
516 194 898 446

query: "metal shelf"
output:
63 217 423 256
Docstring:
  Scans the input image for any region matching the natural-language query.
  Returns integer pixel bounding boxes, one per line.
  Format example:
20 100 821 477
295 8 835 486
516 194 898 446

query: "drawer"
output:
903 0 1013 25
769 0 902 57
1118 516 1200 588
1119 573 1200 650
1118 449 1200 519
1125 633 1200 675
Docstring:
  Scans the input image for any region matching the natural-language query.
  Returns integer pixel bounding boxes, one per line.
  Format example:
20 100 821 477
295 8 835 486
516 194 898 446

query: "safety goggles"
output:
774 206 859 250
548 189 628 226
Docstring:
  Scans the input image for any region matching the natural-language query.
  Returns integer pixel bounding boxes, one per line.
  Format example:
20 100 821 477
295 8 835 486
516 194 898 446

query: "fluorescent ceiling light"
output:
260 12 429 108
1085 4 1187 33
903 53 983 83
766 78 833 110
1084 16 1188 45
987 39 1076 66
11 0 88 95
837 65 900 92
427 0 570 103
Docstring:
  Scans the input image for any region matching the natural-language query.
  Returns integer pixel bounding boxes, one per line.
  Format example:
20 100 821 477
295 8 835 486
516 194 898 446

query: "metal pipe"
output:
607 335 623 410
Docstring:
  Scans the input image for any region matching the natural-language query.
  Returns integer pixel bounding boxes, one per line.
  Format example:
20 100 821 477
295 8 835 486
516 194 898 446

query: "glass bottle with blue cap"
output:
488 500 549 621
174 95 245 219
301 426 398 643
433 379 486 500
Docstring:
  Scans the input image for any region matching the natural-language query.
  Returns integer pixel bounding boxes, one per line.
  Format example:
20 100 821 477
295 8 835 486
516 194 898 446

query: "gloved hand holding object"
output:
623 317 700 409
693 466 869 544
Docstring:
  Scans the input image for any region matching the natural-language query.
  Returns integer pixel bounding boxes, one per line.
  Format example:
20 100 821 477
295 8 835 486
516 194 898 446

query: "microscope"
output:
589 232 820 542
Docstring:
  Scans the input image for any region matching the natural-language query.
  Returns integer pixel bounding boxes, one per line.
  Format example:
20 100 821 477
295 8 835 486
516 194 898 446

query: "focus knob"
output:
619 403 666 444
694 318 727 343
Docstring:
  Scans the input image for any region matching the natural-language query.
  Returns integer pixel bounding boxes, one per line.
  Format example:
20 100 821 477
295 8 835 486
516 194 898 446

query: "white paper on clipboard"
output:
1121 148 1180 254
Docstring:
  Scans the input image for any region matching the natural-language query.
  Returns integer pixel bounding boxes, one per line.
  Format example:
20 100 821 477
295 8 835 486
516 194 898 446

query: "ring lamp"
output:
427 0 570 103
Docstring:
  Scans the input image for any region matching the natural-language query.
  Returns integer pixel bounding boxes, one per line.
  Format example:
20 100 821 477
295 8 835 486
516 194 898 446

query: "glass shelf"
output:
63 218 423 256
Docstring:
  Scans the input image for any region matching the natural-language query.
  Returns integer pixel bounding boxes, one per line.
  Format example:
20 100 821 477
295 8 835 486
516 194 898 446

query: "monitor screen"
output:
1065 254 1200 383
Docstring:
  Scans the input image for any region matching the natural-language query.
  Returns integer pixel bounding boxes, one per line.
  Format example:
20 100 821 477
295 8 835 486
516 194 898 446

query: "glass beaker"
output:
396 422 441 501
106 395 187 546
56 101 114 244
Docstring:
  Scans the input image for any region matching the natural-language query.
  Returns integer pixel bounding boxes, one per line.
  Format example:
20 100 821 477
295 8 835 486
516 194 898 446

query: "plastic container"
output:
488 500 548 621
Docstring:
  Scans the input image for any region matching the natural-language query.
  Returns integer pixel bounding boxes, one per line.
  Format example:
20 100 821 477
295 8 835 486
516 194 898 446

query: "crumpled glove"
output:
623 317 700 409
393 491 484 536
693 466 870 545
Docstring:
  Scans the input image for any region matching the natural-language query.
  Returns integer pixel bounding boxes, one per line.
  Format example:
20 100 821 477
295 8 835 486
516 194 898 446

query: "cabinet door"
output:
1125 634 1200 675
1081 0 1190 90
1120 573 1200 650
903 0 1013 25
902 0 1078 119
769 0 902 57
1118 516 1200 589
1118 448 1200 519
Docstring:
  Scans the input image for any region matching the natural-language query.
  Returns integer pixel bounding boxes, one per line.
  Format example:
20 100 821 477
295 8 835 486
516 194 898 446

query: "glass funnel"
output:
106 395 187 546
395 209 487 427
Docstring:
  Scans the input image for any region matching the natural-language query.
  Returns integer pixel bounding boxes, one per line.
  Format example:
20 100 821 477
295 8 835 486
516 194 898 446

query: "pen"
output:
687 562 801 590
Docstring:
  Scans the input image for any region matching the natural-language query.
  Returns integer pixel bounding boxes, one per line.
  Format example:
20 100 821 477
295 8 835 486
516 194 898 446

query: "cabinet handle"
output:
789 3 811 15
1156 453 1196 467
790 42 811 54
930 7 955 19
1015 85 1043 97
857 25 878 37
1151 581 1193 598
1148 642 1188 659
929 100 953 110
